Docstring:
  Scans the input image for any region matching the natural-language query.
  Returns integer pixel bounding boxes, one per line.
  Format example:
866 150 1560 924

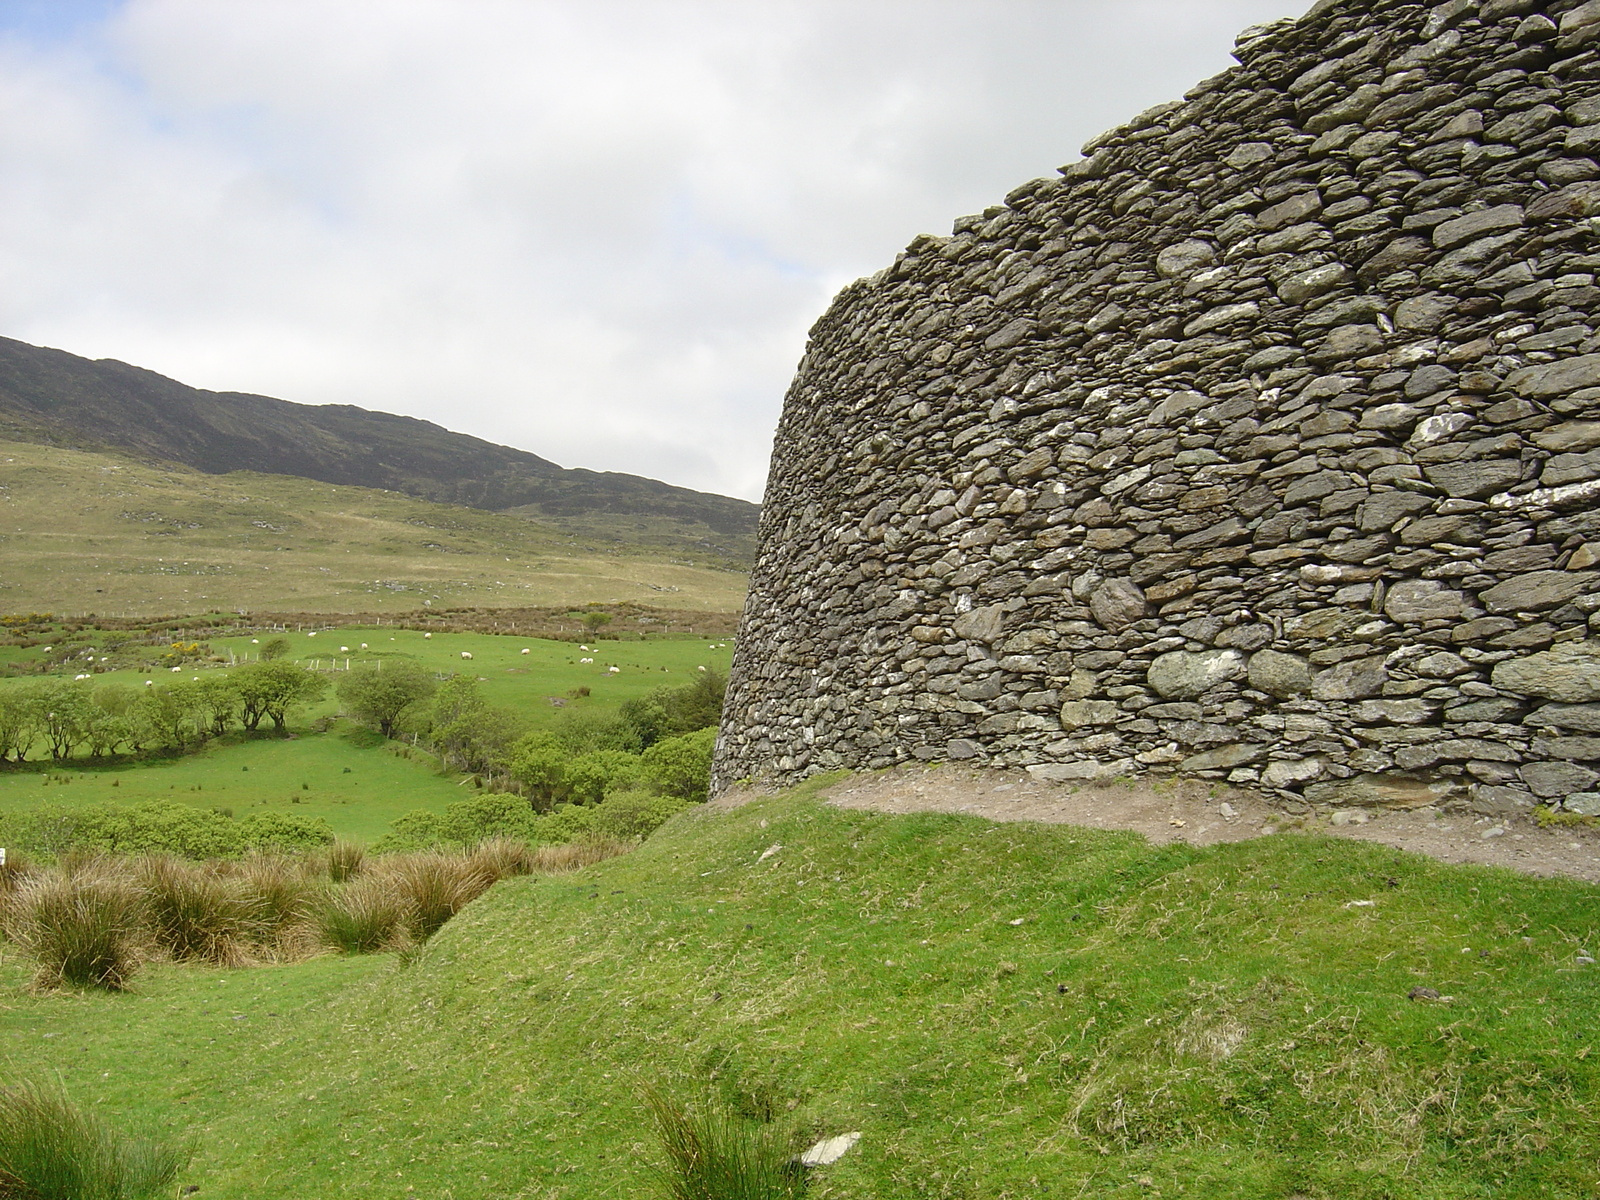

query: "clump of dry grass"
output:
316 877 411 955
376 852 495 942
326 840 366 884
11 866 146 991
138 856 265 968
530 840 633 873
233 854 323 958
466 837 538 881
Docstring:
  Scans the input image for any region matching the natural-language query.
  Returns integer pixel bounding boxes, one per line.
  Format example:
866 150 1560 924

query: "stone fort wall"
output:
714 0 1600 816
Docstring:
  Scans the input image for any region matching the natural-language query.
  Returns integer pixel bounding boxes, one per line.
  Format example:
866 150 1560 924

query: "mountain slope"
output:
0 335 758 549
0 438 747 615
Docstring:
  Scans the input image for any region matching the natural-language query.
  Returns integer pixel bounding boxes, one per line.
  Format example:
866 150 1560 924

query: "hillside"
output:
0 335 759 558
3 785 1599 1197
0 439 746 614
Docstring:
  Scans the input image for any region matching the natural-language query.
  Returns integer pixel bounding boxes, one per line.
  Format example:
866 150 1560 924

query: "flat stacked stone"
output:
715 0 1600 821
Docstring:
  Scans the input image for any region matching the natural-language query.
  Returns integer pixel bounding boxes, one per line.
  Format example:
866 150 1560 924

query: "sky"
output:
0 0 1309 503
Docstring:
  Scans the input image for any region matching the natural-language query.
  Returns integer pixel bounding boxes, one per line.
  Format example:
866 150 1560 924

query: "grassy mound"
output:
3 782 1599 1197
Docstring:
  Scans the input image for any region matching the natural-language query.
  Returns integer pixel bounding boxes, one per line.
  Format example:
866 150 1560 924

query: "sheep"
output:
580 657 594 664
340 646 350 653
461 651 474 660
424 632 432 639
520 648 531 655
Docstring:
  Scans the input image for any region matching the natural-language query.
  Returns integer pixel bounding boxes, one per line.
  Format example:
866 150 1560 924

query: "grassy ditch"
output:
2 784 1599 1197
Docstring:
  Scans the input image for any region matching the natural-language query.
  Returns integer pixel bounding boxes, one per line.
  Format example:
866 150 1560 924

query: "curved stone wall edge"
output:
716 0 1600 818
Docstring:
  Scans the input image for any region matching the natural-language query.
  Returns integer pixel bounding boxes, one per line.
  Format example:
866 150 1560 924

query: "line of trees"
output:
0 661 327 763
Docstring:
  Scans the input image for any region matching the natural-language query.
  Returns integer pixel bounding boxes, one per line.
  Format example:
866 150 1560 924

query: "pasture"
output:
0 626 734 842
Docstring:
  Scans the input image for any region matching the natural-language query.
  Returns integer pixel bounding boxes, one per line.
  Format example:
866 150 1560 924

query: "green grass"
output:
2 785 1599 1197
0 628 735 842
0 438 748 615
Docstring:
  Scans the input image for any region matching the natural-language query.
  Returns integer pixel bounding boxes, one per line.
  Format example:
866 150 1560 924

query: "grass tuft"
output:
378 852 494 942
325 839 366 884
0 1079 190 1200
529 839 634 873
138 856 266 967
645 1088 805 1200
465 836 538 881
316 877 410 955
12 867 145 991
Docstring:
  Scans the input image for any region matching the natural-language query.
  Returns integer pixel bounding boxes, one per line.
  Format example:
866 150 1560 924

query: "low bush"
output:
0 1079 191 1200
0 801 333 862
12 868 145 991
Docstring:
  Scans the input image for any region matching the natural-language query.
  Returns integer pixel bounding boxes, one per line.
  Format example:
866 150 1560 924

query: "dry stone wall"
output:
715 0 1600 817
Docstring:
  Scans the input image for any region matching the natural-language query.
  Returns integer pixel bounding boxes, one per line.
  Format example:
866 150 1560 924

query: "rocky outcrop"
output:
715 0 1600 818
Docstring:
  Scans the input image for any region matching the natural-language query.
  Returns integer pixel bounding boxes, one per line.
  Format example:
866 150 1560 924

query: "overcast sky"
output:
0 0 1308 503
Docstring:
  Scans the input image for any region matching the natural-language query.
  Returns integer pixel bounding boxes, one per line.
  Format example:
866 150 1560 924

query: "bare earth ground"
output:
715 765 1600 885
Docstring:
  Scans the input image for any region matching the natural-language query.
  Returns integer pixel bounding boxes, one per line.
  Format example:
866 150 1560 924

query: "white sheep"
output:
424 632 432 639
607 666 620 674
360 643 369 650
340 646 350 653
580 657 594 664
74 673 91 681
461 651 474 660
520 648 530 655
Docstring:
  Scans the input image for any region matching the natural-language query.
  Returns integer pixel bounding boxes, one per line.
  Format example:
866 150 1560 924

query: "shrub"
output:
0 1079 191 1200
589 790 691 841
641 728 718 802
370 811 445 854
239 811 336 853
13 868 145 991
326 839 366 883
316 879 409 955
565 750 647 805
138 856 263 967
378 852 494 941
645 1089 804 1200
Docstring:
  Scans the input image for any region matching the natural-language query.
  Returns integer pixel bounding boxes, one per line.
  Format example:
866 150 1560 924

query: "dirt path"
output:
718 765 1600 885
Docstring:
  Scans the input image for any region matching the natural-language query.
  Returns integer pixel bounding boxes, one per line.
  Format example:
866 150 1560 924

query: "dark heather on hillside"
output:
715 0 1600 821
0 334 757 539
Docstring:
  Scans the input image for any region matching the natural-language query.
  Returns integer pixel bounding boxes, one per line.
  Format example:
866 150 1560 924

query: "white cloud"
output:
0 0 1306 501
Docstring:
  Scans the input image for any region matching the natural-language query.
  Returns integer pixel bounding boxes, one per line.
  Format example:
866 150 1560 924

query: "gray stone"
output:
1359 490 1433 531
952 604 1007 644
1247 649 1313 698
1385 578 1471 623
1508 354 1600 399
1278 263 1352 305
1480 571 1597 614
1312 657 1389 700
1566 793 1600 816
1520 760 1600 798
1304 774 1466 809
1492 641 1600 701
1434 204 1524 251
1414 651 1469 678
1352 699 1438 724
1313 324 1385 364
1180 743 1267 772
1525 704 1600 733
1059 700 1121 731
1156 240 1218 279
1148 649 1247 699
1532 735 1600 760
1532 422 1600 453
1026 759 1134 783
1089 578 1147 632
1423 460 1524 499
1262 758 1325 788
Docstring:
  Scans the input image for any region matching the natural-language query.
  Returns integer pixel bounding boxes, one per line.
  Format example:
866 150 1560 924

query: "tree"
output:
581 611 613 638
234 661 327 735
194 675 242 737
508 731 572 811
39 680 96 760
0 684 45 762
132 682 205 751
85 684 137 757
563 750 645 805
259 637 291 661
336 660 436 739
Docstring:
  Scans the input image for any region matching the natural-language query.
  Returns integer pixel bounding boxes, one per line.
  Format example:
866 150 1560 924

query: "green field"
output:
0 438 748 615
2 785 1598 1197
0 626 735 841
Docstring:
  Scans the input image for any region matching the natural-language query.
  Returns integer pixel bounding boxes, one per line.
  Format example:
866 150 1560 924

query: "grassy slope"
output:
3 786 1599 1198
0 439 747 615
0 627 735 841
